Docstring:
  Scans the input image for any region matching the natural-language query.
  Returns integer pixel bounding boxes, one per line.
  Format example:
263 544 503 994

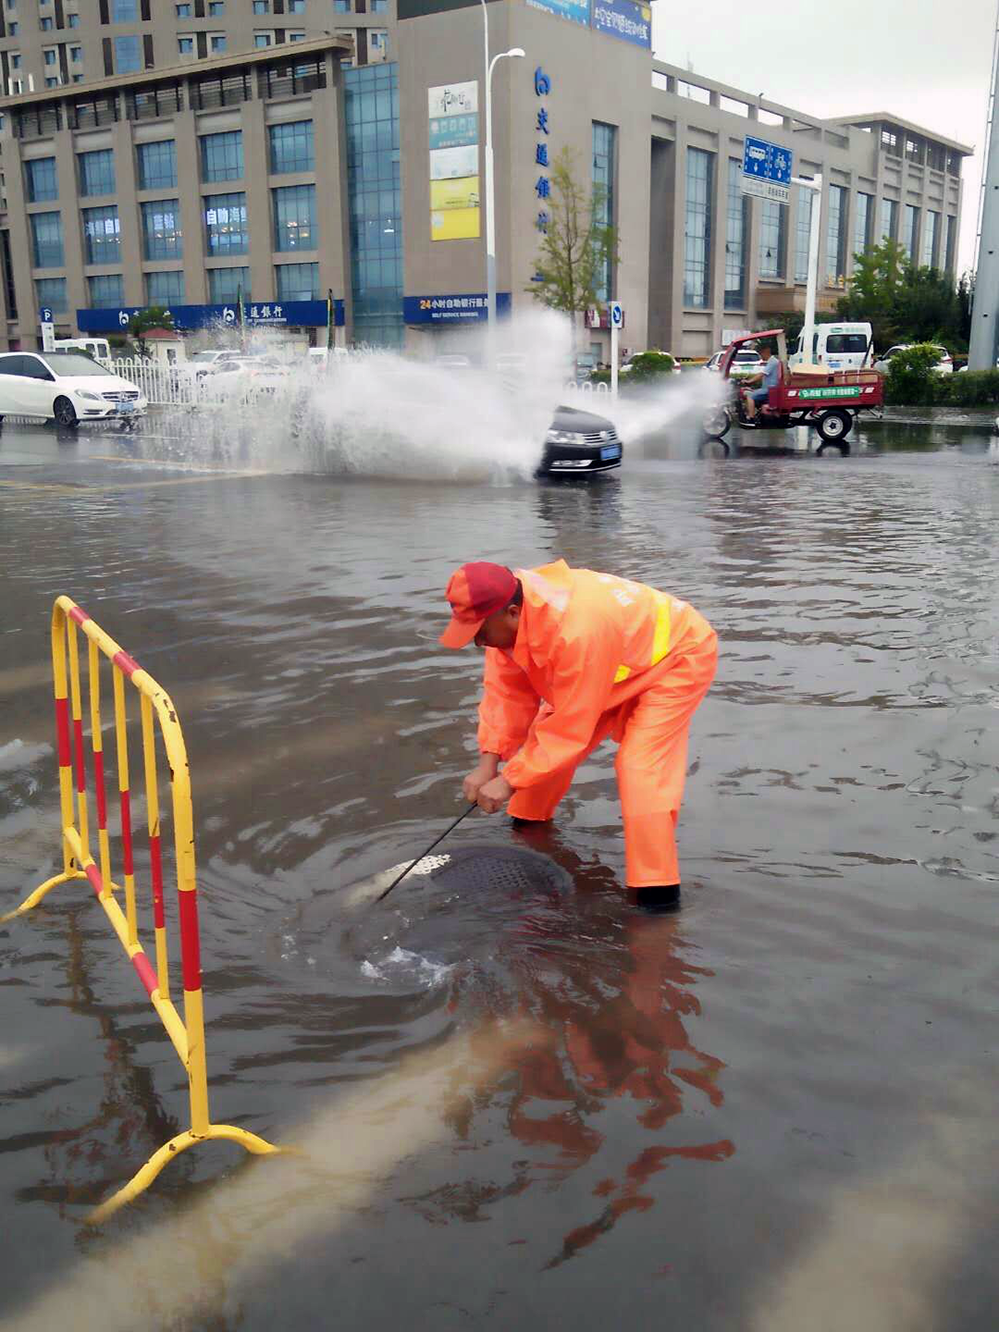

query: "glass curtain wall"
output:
344 62 402 347
854 192 872 261
901 204 919 261
880 197 898 243
826 184 846 283
922 210 939 268
592 121 616 303
794 185 813 284
945 214 956 271
758 199 787 280
683 147 712 308
725 159 748 309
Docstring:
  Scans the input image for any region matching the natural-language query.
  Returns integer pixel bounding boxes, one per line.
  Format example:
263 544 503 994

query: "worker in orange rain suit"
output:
438 560 718 908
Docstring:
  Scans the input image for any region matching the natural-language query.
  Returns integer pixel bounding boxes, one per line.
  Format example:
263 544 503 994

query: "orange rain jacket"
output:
477 561 714 790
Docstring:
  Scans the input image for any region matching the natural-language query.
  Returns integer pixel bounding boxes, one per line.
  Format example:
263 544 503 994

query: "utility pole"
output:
969 4 999 371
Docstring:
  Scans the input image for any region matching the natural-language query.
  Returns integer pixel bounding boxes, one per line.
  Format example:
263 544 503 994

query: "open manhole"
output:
344 842 573 908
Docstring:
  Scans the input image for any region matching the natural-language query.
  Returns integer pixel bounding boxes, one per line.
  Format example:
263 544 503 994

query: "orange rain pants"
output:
477 561 717 888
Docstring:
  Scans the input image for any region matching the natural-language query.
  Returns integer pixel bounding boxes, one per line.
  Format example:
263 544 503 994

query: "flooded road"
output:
2 411 998 1330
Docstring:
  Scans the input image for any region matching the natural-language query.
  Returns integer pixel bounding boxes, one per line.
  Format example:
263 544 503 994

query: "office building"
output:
0 0 971 357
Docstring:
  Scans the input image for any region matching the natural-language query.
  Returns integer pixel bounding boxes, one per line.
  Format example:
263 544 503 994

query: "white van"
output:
790 322 873 372
53 337 111 361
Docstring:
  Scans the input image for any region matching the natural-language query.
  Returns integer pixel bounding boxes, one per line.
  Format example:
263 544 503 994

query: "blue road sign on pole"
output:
742 135 792 203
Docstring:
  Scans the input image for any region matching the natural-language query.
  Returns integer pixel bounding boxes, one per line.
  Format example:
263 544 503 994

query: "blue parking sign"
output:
40 307 54 323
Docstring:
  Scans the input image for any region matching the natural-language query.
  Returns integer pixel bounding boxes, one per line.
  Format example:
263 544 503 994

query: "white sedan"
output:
0 350 146 426
200 356 289 400
873 344 953 375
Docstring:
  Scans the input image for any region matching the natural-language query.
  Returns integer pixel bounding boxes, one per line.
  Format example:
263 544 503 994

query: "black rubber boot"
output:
633 884 681 911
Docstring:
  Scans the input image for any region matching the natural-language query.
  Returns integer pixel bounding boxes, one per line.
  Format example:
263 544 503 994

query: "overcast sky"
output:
651 0 996 275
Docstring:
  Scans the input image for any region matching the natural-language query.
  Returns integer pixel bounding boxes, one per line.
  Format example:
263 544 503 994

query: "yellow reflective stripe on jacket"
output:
613 596 671 684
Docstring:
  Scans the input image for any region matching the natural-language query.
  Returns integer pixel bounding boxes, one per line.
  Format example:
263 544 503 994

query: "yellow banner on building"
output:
430 175 480 212
431 207 481 241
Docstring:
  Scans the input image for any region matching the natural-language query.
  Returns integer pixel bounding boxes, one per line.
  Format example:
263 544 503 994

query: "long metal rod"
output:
376 803 478 902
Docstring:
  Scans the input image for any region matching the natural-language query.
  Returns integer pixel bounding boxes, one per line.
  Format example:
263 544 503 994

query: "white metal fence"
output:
98 356 200 406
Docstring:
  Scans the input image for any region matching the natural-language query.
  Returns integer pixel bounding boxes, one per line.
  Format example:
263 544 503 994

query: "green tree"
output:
127 306 174 358
836 238 966 351
528 146 617 347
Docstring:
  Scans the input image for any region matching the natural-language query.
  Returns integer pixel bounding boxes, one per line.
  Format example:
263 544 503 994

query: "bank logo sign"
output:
429 80 480 242
525 0 590 26
592 0 651 47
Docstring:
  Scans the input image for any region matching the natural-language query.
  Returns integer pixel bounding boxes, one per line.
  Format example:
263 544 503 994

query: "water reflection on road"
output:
1 413 998 1330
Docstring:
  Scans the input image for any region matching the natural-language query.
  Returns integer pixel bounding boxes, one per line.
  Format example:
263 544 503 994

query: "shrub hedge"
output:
884 344 999 407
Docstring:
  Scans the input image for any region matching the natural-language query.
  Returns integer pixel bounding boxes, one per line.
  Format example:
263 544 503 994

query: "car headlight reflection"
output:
545 429 587 445
75 390 102 401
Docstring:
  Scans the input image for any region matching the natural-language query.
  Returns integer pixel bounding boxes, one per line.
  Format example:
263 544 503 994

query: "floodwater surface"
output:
1 412 998 1331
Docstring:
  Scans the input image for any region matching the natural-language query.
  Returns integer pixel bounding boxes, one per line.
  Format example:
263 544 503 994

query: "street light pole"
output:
480 0 523 336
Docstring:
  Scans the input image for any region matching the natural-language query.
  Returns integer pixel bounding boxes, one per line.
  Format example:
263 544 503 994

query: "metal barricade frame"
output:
2 596 280 1222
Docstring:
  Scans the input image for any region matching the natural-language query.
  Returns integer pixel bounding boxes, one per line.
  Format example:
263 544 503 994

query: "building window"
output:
146 269 184 304
114 34 141 72
288 0 305 10
43 48 56 64
826 183 846 283
25 157 58 203
136 140 177 190
945 214 957 271
45 76 59 87
210 33 226 51
272 183 316 250
200 131 243 182
204 192 247 255
10 52 20 68
178 36 194 54
901 203 919 261
207 265 249 303
40 14 53 27
254 30 273 46
68 11 80 25
794 186 813 284
683 147 712 308
880 197 898 242
344 63 401 346
854 192 872 260
31 211 64 267
70 45 82 60
922 209 939 268
591 122 616 303
758 199 787 280
112 0 138 18
371 0 389 9
35 276 67 311
82 205 121 264
208 0 225 13
141 199 182 259
176 2 191 14
78 148 116 196
724 158 747 309
7 20 16 33
289 30 306 41
89 273 124 305
253 0 269 11
269 120 314 174
275 261 318 301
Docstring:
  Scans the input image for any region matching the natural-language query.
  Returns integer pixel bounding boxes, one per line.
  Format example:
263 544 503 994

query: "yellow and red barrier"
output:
2 596 280 1222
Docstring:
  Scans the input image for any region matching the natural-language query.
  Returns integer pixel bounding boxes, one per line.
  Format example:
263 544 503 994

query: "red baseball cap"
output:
439 562 518 648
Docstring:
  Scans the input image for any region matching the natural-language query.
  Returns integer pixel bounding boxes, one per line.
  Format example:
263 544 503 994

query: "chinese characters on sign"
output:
402 293 512 324
534 67 552 235
591 0 651 47
429 80 481 241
